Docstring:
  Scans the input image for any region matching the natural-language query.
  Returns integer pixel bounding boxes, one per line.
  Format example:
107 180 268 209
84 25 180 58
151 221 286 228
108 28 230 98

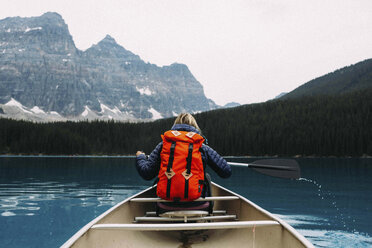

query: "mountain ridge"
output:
0 12 217 121
281 58 372 99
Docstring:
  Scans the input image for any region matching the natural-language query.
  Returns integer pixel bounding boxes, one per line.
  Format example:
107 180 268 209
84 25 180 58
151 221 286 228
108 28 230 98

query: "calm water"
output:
0 156 371 247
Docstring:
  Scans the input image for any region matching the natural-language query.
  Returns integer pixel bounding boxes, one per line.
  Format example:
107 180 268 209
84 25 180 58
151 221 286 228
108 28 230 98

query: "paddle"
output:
227 159 301 179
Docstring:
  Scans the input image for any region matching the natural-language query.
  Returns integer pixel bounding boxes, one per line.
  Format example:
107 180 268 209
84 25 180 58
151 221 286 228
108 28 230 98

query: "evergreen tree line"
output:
0 89 371 156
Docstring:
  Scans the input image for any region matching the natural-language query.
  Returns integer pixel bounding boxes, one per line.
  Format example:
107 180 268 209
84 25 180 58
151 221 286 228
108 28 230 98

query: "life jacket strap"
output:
166 142 176 173
166 142 176 198
186 143 193 174
184 143 193 199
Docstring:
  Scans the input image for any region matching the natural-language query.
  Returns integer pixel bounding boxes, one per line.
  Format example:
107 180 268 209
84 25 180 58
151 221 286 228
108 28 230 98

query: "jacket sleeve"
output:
202 144 231 178
136 142 162 180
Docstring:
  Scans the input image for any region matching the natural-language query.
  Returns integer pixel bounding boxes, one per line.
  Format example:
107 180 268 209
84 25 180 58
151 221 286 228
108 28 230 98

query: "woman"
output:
136 113 231 213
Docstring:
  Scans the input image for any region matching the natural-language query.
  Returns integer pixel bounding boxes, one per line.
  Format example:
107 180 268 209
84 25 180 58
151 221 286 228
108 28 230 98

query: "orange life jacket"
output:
157 130 205 201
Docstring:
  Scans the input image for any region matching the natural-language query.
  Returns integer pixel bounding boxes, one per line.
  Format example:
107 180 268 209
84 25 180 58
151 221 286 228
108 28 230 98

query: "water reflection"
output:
0 179 146 217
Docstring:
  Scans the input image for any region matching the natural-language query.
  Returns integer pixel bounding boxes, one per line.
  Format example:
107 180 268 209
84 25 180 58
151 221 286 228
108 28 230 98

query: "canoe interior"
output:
64 183 313 248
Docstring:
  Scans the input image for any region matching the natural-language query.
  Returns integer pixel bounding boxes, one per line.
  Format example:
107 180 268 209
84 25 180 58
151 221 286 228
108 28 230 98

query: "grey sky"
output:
1 0 372 105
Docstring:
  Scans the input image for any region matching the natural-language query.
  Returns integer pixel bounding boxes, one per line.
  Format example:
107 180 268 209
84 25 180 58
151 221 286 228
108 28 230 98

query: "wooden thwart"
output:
134 215 237 223
91 220 280 231
130 196 239 203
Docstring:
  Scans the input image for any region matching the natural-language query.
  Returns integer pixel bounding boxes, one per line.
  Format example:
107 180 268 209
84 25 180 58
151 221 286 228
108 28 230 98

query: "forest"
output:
282 58 372 99
0 89 371 157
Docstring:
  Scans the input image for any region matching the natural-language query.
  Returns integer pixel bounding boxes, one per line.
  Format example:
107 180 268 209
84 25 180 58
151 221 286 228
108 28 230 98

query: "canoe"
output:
62 182 314 248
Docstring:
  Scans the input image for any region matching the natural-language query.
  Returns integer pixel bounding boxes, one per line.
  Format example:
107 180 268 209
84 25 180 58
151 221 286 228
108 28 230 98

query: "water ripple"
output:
0 179 146 217
274 213 372 247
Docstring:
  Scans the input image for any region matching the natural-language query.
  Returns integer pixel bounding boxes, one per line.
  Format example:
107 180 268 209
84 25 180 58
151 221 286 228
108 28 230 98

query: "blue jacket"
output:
136 124 231 180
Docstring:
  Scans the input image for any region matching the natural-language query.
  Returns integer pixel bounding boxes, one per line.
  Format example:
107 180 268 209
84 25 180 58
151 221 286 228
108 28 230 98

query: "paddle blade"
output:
249 159 301 179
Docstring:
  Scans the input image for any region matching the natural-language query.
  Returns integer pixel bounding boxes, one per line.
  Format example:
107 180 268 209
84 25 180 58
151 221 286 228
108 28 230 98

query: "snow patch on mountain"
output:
81 106 90 117
50 111 61 116
5 98 33 114
136 86 153 96
25 27 42 33
31 106 45 114
5 98 23 108
148 107 162 120
99 102 122 115
1 99 66 122
99 102 113 114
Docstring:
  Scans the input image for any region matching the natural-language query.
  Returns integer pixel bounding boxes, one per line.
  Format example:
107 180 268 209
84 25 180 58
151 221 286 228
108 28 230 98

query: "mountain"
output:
274 92 287 99
0 12 217 121
282 59 372 99
222 102 240 108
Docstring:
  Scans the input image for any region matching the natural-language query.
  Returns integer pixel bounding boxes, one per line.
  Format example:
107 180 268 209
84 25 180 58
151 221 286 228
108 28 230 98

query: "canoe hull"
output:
62 183 314 248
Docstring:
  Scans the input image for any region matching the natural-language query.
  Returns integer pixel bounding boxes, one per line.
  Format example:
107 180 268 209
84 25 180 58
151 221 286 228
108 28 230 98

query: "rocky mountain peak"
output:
39 12 65 24
171 63 192 74
84 34 140 61
0 12 67 31
0 12 218 122
100 34 116 44
0 11 76 56
38 12 70 32
41 12 63 19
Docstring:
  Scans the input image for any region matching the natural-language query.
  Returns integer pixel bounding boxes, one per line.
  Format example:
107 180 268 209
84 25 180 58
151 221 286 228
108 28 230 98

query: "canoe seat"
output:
135 209 235 223
131 196 239 223
156 200 211 215
149 210 208 223
145 210 227 216
160 210 209 218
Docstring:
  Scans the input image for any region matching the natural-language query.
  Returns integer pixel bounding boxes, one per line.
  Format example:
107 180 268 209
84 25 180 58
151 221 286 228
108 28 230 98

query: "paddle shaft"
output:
227 162 296 171
227 159 301 179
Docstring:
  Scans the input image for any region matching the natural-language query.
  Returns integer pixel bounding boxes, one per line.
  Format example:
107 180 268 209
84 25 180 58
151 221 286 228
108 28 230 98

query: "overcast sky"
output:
1 0 372 105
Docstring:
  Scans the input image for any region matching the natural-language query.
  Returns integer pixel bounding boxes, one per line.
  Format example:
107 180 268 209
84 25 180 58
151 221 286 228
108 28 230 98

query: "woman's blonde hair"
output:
174 113 201 132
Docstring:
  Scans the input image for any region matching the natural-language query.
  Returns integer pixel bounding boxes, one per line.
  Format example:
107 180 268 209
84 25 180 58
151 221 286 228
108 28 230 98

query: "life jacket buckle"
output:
164 169 175 179
182 170 193 180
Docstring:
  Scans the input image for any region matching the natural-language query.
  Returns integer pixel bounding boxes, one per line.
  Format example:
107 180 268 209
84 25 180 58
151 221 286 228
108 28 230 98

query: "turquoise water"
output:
0 156 371 247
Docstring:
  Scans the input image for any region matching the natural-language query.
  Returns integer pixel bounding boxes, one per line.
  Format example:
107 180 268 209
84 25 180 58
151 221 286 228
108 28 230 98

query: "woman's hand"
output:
136 151 145 156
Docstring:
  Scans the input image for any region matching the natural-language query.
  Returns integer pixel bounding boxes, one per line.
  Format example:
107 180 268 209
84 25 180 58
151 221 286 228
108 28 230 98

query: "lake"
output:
0 156 371 247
